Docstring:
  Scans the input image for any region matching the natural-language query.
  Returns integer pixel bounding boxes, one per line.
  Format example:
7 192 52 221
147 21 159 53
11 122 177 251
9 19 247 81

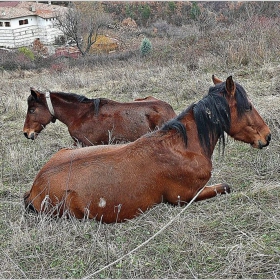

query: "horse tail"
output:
23 191 37 213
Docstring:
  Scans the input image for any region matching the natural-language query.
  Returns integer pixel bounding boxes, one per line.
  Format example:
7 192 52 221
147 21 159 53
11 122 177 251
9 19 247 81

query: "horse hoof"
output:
221 183 231 194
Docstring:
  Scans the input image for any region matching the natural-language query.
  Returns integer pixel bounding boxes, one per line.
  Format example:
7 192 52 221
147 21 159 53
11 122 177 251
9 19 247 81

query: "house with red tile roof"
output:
0 1 68 48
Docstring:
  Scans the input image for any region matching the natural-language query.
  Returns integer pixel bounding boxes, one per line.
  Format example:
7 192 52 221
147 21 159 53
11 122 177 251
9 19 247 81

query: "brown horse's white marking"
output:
24 76 271 223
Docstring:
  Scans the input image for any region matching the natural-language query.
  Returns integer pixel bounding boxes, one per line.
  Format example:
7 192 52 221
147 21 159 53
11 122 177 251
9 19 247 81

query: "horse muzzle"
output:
261 133 271 148
252 133 271 149
24 132 36 140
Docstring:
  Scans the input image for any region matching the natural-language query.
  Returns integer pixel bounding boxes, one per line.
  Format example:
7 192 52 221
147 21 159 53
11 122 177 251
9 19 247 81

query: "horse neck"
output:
50 93 89 125
181 109 221 157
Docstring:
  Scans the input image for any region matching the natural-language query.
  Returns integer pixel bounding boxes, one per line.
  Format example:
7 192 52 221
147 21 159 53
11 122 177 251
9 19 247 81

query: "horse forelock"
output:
208 82 226 96
209 81 251 118
28 91 45 105
193 92 231 156
27 94 34 102
234 83 251 117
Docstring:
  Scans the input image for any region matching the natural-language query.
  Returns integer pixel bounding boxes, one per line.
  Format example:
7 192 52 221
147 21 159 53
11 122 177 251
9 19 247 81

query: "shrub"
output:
18 47 35 61
0 50 35 71
139 3 151 26
190 2 201 20
140 37 152 56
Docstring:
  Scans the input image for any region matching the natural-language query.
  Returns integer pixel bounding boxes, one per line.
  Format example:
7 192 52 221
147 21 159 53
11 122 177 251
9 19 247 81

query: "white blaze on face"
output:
98 197 106 208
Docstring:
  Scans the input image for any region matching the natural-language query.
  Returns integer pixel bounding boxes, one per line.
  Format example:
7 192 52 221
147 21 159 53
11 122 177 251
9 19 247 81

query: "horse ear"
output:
225 76 236 96
212 75 223 85
30 88 40 100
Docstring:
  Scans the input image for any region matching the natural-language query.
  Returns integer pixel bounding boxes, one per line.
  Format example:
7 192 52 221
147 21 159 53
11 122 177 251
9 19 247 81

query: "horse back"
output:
72 96 176 145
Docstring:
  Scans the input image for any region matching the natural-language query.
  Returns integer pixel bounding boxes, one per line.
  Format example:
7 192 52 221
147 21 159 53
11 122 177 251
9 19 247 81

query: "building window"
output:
19 19 28 25
5 22 10 27
0 22 3 27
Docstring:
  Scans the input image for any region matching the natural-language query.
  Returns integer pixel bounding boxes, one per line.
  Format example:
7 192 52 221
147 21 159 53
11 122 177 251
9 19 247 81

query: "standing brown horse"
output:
23 89 176 146
24 76 271 223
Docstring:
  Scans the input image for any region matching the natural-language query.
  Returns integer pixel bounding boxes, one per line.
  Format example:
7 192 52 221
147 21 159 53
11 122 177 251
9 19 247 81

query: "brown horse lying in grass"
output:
24 76 271 223
23 89 176 146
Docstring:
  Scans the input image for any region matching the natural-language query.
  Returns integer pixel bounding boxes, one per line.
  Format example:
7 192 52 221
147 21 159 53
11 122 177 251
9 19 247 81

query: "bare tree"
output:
55 2 112 56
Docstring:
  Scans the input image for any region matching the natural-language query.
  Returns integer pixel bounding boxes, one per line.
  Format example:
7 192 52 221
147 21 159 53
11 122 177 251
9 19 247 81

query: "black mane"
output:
56 91 91 103
161 81 250 156
193 92 230 156
54 92 103 115
161 103 194 147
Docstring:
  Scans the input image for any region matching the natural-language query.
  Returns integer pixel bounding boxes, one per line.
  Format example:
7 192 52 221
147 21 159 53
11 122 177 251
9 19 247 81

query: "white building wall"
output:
36 18 64 45
0 15 64 48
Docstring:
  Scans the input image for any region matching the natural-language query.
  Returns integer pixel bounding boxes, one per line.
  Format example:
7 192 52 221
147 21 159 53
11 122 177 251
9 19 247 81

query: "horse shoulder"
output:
159 149 212 203
156 142 212 182
182 151 212 178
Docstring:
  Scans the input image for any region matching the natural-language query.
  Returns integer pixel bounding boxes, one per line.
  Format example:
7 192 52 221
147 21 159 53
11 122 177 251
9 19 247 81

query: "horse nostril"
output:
266 133 271 142
24 132 29 139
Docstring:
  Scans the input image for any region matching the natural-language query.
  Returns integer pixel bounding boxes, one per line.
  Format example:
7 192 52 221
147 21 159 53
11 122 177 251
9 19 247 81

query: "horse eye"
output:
29 108 35 114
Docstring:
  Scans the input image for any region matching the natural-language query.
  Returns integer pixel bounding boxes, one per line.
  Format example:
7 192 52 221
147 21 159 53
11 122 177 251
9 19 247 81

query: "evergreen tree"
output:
140 37 152 56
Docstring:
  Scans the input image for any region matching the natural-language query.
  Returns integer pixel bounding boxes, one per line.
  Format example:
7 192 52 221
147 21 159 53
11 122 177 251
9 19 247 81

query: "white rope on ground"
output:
83 185 206 279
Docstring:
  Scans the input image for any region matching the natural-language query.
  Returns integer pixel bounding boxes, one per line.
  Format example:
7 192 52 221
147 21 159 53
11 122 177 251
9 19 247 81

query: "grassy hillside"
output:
1 9 280 279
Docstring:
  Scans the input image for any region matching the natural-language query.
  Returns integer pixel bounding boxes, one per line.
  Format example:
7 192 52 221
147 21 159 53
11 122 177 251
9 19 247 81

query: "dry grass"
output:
1 20 280 279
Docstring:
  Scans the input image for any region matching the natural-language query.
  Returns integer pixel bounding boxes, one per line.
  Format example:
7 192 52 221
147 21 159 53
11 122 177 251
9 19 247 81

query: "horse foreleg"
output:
194 183 230 201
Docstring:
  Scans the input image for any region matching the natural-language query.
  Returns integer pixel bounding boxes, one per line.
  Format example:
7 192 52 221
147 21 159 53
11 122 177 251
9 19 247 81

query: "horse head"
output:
212 75 271 149
23 88 56 140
